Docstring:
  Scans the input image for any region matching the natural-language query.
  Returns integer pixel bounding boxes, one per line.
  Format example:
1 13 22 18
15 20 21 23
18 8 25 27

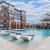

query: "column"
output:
9 22 11 30
19 22 20 29
16 23 17 29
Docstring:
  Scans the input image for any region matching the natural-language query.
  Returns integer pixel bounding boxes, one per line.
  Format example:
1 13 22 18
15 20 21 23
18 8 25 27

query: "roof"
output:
41 13 50 21
14 8 26 13
0 1 15 7
42 19 50 21
14 8 21 12
20 10 26 13
0 1 26 13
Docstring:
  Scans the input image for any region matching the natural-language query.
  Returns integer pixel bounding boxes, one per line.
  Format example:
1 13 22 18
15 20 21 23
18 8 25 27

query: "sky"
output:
0 0 50 24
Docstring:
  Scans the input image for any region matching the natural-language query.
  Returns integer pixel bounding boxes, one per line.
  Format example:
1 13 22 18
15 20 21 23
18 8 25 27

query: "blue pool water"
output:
0 29 50 48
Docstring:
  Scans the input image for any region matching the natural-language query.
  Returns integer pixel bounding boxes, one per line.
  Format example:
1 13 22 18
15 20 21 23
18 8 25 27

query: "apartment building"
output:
0 1 26 30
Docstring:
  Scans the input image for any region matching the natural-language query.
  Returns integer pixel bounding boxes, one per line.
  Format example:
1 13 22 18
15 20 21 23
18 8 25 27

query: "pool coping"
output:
0 36 50 50
0 37 23 50
26 36 50 50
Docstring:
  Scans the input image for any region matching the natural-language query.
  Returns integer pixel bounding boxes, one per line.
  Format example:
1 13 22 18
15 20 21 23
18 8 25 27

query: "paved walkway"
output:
26 36 50 50
0 37 23 50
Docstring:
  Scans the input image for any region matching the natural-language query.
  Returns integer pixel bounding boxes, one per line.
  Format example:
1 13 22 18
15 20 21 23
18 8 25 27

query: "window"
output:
9 14 13 18
1 6 8 13
22 11 26 17
4 14 8 17
10 10 13 12
3 20 7 23
1 22 3 24
4 8 8 12
14 10 21 20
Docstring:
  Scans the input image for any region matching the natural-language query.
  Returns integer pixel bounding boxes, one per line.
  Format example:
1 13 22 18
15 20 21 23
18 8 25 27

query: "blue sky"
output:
0 0 50 24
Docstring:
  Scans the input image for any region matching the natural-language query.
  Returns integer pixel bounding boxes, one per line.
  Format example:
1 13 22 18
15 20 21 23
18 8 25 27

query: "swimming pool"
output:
0 29 50 49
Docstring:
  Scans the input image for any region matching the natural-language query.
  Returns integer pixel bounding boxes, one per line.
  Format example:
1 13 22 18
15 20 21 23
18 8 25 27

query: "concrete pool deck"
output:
0 37 23 50
0 36 50 50
26 36 50 50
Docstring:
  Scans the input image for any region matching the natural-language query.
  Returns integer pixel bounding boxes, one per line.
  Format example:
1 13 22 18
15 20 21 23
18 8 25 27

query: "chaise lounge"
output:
21 34 34 41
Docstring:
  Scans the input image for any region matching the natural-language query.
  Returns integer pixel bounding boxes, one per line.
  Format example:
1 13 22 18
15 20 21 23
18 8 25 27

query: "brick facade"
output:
0 1 26 30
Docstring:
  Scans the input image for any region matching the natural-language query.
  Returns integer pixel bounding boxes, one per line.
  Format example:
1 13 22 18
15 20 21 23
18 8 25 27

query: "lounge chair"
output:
10 32 17 39
0 30 9 36
21 34 34 41
10 31 21 40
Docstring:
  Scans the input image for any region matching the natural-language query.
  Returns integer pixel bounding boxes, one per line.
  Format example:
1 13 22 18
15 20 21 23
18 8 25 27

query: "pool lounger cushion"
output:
21 34 34 41
10 32 21 40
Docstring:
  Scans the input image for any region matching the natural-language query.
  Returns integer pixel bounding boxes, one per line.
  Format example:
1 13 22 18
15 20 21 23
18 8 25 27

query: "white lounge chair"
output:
10 31 21 40
10 32 17 39
21 34 34 41
0 30 9 36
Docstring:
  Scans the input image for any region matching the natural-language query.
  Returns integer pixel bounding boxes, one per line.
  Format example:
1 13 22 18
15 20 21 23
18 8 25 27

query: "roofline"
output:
20 10 26 13
0 1 15 7
14 8 21 12
14 8 27 13
0 1 27 13
41 19 50 21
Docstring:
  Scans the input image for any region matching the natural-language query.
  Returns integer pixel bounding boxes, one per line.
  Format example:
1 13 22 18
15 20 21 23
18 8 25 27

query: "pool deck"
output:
0 37 23 50
26 36 50 50
0 36 50 50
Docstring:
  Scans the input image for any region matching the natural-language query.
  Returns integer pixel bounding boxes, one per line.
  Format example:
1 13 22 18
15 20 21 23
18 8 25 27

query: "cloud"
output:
36 0 50 2
10 1 35 16
6 0 50 23
6 0 11 3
